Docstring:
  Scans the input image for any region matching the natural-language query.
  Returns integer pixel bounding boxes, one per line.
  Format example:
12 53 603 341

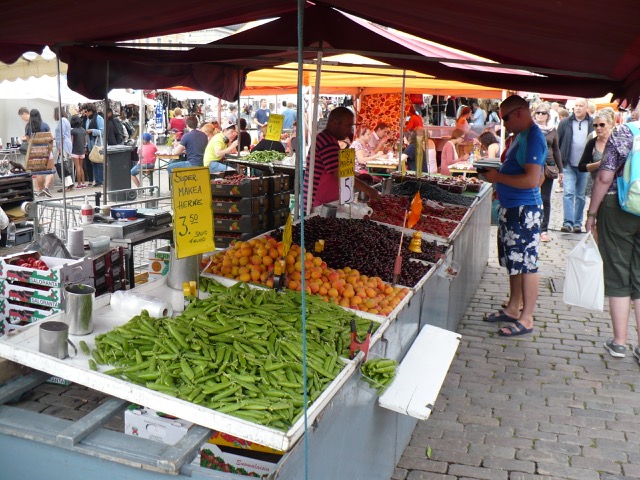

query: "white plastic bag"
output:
563 232 604 311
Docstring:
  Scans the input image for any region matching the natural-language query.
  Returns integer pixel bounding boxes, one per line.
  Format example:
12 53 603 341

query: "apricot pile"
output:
202 236 409 316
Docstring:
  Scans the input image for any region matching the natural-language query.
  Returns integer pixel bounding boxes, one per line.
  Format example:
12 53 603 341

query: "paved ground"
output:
393 188 640 480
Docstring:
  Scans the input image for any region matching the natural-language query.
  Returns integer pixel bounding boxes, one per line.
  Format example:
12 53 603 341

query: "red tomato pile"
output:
12 255 49 271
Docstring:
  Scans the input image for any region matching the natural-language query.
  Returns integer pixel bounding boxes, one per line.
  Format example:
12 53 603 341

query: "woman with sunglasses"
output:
578 108 615 195
533 103 562 242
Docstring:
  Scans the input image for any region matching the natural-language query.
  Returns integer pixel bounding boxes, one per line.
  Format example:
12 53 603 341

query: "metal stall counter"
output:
0 268 459 479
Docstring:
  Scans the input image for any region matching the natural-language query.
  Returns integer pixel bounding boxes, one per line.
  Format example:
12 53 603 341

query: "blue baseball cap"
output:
142 132 152 142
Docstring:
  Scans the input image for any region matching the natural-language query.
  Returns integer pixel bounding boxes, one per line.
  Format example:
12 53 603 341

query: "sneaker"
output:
93 182 103 187
42 188 52 198
573 226 582 233
560 225 572 233
77 183 87 189
604 338 626 358
540 232 550 242
633 346 640 363
35 190 44 197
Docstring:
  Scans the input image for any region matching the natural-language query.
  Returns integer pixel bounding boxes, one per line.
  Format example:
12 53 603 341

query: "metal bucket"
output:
320 204 338 218
167 246 199 290
63 284 95 336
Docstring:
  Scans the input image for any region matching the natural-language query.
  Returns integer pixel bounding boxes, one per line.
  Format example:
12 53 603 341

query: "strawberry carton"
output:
196 443 280 477
0 251 90 288
207 431 284 455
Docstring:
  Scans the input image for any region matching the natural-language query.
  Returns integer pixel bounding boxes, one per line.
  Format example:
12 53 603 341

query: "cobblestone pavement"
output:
394 188 640 480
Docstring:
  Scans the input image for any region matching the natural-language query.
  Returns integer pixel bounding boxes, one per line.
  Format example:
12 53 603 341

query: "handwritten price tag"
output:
171 167 215 259
338 148 355 204
265 114 284 141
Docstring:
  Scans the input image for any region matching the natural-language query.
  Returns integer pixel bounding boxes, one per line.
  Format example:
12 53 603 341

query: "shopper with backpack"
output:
585 104 640 361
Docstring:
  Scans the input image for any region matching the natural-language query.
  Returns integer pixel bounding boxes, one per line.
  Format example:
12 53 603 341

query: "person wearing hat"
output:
130 132 158 187
204 121 237 173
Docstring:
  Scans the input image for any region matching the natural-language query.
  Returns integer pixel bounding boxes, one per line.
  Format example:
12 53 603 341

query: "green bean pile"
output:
360 358 398 395
91 279 376 431
245 150 286 163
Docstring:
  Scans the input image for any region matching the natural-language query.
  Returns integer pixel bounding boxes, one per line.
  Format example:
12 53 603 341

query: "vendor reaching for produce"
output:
204 122 237 173
303 107 380 211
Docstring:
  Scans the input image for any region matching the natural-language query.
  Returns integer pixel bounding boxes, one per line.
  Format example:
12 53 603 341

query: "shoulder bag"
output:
88 131 104 163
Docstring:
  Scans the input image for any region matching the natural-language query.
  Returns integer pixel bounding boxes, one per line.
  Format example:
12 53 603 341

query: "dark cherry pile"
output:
272 216 447 287
394 181 474 206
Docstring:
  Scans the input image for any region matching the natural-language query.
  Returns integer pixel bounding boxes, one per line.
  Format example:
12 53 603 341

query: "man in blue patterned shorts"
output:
482 95 547 337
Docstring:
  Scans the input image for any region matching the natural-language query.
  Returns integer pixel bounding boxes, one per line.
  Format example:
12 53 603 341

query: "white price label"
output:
340 176 355 204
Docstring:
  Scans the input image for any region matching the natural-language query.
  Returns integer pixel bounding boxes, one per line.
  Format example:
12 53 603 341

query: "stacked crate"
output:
0 252 91 334
266 174 292 230
211 176 269 249
88 247 126 296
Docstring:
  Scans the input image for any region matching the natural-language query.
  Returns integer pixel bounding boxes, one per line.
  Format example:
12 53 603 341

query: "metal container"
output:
63 284 95 336
167 245 199 290
320 203 337 218
39 321 77 359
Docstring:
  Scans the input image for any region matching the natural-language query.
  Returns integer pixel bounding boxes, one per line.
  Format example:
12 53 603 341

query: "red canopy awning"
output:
1 1 638 104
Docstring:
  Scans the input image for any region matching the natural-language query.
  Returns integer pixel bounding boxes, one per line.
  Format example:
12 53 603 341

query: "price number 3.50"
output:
178 213 199 236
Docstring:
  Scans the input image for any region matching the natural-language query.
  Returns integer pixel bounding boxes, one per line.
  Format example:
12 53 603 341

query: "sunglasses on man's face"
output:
593 123 608 128
501 106 522 122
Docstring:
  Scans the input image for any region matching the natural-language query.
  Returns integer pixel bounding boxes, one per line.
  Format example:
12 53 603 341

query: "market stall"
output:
0 167 491 478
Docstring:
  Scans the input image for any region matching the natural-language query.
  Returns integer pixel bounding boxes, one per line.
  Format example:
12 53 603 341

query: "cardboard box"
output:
213 213 265 233
2 298 61 325
210 177 267 197
196 443 280 477
124 405 194 445
207 431 284 455
148 246 171 277
1 279 63 308
212 196 265 215
0 252 90 288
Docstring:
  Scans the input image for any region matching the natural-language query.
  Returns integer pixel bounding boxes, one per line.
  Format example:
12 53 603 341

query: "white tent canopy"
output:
0 47 68 82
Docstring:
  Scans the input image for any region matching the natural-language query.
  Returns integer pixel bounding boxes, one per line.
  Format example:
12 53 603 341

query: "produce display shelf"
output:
0 280 369 452
198 269 414 324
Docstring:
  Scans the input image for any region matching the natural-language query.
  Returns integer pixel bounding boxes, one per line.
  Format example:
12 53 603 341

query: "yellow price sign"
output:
171 167 215 259
338 148 355 204
338 148 355 178
265 114 284 141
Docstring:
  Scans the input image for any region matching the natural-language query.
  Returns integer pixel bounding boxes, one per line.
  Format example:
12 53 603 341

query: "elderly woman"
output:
533 103 562 242
585 104 640 360
169 108 186 140
440 129 469 176
578 108 615 194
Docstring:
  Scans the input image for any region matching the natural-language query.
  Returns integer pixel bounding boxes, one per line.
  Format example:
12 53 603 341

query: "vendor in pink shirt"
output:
440 129 470 176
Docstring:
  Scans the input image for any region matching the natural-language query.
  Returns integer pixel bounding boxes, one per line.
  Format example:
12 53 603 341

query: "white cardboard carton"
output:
124 405 194 445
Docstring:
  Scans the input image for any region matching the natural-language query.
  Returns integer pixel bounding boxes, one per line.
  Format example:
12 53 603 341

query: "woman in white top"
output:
440 128 469 176
351 127 384 172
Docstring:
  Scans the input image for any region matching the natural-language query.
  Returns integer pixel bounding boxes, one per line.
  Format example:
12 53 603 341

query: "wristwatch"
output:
587 212 597 218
